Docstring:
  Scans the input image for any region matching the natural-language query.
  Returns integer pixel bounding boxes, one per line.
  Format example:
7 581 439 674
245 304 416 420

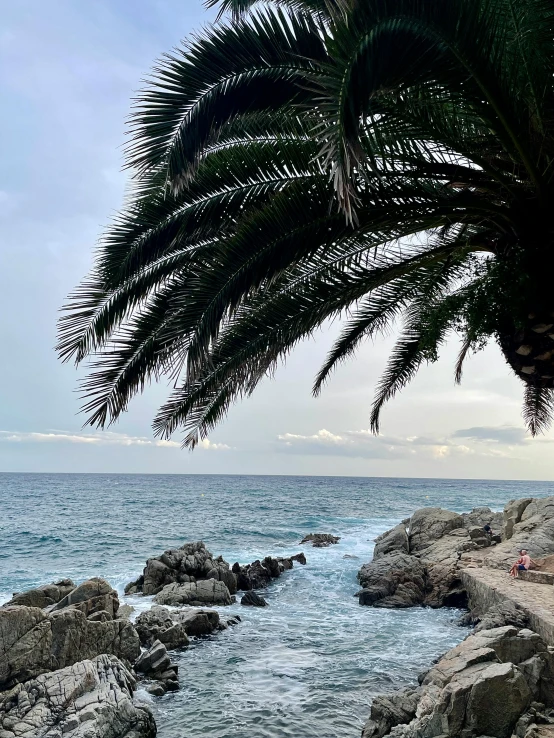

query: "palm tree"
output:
58 0 554 446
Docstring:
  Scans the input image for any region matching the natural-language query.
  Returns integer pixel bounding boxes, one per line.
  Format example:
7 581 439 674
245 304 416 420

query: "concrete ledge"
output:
461 567 554 646
519 570 554 585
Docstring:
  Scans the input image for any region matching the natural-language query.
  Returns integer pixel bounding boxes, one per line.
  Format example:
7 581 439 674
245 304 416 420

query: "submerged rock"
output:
0 654 156 738
232 553 306 590
241 591 268 607
300 533 340 547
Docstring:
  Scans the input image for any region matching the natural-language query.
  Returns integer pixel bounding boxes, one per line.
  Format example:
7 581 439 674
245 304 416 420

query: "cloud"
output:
0 430 230 451
277 428 471 460
452 426 529 445
276 426 517 460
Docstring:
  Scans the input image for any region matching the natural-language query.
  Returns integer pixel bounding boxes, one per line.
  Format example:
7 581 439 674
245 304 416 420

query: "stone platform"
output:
461 566 554 645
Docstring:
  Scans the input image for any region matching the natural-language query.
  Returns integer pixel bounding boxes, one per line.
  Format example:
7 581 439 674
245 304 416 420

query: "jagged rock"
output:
362 688 420 737
232 553 306 590
373 524 409 560
0 605 141 689
117 604 135 620
300 533 340 547
486 496 554 570
462 506 503 533
241 591 268 607
460 600 530 633
153 579 233 607
135 606 189 649
125 541 237 596
135 639 178 694
4 579 75 609
357 553 427 608
177 608 221 636
503 498 534 540
51 577 120 618
0 654 156 737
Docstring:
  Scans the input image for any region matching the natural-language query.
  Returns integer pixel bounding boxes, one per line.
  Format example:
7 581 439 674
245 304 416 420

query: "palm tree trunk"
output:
498 311 554 387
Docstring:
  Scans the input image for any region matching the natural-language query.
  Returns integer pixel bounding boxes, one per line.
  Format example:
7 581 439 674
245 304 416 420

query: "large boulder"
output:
0 654 155 738
153 579 233 607
0 605 141 689
177 608 221 636
408 508 464 553
365 626 554 738
5 579 75 609
125 541 237 596
241 591 268 607
357 553 428 608
51 577 120 618
503 498 534 540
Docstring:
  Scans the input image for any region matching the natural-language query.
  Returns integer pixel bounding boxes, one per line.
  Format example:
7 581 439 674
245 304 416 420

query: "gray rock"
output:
373 524 409 560
51 577 120 618
503 498 534 540
4 579 75 609
408 507 464 553
135 639 178 692
241 591 268 607
362 688 420 737
300 533 340 547
232 553 306 591
153 579 233 607
357 553 427 608
135 606 189 649
176 608 220 636
125 541 237 596
0 654 156 738
0 604 141 689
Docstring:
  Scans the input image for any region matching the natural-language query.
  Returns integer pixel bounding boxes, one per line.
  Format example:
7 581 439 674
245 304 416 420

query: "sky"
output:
0 1 553 479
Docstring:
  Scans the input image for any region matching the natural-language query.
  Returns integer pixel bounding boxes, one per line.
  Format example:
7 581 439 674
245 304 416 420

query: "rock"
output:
146 683 165 696
177 608 221 636
483 497 554 570
117 604 135 620
135 606 190 649
357 553 427 608
232 553 305 591
0 604 141 689
135 639 178 692
408 507 464 553
51 577 120 618
373 524 409 560
300 533 340 547
463 600 530 633
462 506 503 533
241 591 268 607
4 579 75 609
0 654 156 738
361 688 420 738
125 541 237 596
503 498 534 540
153 579 233 607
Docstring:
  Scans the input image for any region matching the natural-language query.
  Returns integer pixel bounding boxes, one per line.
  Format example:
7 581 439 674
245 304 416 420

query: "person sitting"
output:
483 524 493 536
509 549 538 577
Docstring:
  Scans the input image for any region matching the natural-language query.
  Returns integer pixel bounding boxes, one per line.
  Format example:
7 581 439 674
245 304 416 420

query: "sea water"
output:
2 473 553 738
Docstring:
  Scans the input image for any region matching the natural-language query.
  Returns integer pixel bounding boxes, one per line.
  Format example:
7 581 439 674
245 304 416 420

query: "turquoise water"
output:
2 473 553 737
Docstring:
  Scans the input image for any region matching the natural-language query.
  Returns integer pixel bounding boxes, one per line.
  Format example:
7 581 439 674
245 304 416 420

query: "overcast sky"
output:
0 0 553 479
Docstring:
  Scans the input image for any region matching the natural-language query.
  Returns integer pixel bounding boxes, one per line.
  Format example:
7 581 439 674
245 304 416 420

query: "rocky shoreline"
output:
4 496 554 738
357 495 554 738
0 543 306 737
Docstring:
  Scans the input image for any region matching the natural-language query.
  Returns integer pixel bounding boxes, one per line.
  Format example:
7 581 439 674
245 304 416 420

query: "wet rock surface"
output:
153 579 234 607
241 591 268 607
300 533 340 547
232 553 306 590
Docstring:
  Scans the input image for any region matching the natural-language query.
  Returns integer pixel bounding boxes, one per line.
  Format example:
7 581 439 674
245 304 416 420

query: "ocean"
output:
2 473 553 738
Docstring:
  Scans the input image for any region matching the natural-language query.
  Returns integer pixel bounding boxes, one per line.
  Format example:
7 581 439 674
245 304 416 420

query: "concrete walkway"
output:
461 566 554 645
